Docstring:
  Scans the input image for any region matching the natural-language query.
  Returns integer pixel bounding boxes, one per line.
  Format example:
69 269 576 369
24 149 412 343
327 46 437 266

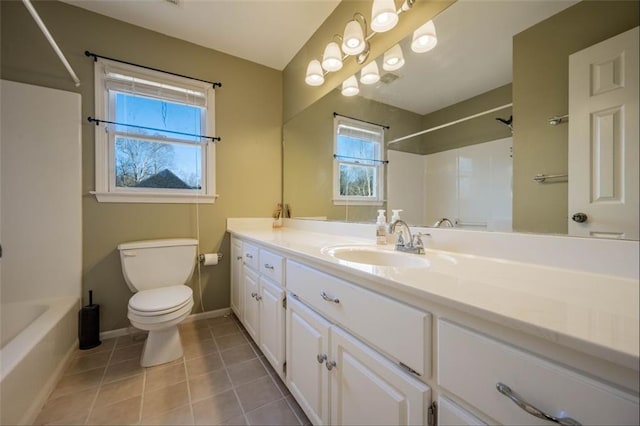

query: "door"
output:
568 26 639 239
230 238 243 319
259 277 285 377
286 295 331 425
242 266 260 342
330 326 430 426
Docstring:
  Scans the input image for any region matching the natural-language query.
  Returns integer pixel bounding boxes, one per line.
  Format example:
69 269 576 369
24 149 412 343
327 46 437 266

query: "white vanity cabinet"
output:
286 295 431 426
239 242 286 377
230 237 243 319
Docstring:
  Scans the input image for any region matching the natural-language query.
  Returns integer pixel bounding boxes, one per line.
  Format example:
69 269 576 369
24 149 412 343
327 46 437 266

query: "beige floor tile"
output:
141 380 190 419
103 358 144 384
220 344 257 366
188 368 232 402
235 375 282 413
49 367 104 398
65 351 111 376
94 374 144 408
215 331 248 351
192 389 243 425
87 395 142 425
246 398 301 426
41 413 88 425
206 315 236 327
145 362 187 392
226 358 268 387
115 332 147 348
179 319 210 331
140 404 194 425
183 338 218 359
180 326 213 343
210 322 241 337
110 342 144 364
285 395 312 425
75 338 116 356
186 351 224 377
34 387 98 425
258 356 278 377
271 372 291 396
221 414 248 425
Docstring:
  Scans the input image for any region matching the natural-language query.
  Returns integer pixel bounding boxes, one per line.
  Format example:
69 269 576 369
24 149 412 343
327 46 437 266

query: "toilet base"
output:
140 326 183 367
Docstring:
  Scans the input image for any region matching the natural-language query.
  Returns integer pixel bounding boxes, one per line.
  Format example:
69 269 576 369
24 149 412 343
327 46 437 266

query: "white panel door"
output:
286 295 331 425
242 266 260 342
259 277 285 377
330 326 430 426
230 238 243 319
568 26 639 239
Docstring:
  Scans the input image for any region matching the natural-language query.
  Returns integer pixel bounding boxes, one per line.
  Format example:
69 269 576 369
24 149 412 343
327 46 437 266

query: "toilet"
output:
118 238 197 367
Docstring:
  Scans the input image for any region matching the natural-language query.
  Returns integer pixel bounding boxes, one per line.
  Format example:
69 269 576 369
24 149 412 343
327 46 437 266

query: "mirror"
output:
283 0 639 240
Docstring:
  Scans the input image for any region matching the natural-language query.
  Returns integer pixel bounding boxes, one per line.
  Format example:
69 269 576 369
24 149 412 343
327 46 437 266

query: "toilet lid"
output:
129 285 193 312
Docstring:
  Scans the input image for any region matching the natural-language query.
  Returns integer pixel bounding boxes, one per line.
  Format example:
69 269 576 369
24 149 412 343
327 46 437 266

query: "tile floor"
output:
33 314 311 425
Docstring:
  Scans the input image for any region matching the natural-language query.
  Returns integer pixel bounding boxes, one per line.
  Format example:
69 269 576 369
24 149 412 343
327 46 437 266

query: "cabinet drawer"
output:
242 243 259 271
259 249 285 285
437 320 639 426
438 396 486 426
287 260 430 377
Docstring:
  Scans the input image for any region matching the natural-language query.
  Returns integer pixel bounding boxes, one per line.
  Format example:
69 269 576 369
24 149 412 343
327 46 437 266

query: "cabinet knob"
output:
317 353 327 364
236 256 243 260
251 292 257 299
256 295 262 301
571 212 588 223
246 253 254 259
325 360 337 371
496 383 581 425
321 291 340 304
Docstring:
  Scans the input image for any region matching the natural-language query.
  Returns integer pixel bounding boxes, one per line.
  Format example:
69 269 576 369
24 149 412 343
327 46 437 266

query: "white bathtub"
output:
0 297 79 425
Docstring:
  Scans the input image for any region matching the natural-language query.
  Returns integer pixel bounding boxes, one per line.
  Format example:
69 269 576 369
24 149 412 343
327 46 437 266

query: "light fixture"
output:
383 44 404 71
342 75 359 96
322 41 343 72
411 20 437 53
371 0 399 33
305 59 325 86
360 61 380 85
342 15 366 55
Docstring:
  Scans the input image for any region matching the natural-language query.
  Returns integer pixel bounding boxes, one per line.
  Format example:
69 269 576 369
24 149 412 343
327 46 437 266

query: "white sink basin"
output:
322 244 430 268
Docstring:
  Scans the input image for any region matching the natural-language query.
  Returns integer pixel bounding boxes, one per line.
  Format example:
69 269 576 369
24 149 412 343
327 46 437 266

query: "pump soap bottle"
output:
376 210 387 245
389 209 403 244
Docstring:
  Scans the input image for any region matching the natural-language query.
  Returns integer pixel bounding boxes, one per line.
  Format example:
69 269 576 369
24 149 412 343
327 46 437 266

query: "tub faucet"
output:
433 218 454 228
389 220 427 255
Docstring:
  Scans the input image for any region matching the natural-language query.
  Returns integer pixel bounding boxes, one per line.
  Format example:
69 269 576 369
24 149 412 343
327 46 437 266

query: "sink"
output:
322 244 430 268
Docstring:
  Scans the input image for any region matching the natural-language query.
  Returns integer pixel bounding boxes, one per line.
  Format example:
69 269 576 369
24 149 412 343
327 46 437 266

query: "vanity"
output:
227 218 639 426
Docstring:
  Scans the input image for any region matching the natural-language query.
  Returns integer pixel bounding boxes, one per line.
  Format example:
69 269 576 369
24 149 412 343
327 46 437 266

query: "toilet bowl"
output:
118 239 198 367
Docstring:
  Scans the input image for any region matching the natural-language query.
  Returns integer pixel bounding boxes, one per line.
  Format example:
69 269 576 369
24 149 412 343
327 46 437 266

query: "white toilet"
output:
118 238 197 367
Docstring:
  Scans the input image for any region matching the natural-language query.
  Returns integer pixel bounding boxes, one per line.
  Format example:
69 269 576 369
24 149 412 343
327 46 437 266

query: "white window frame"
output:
333 116 385 206
92 58 216 203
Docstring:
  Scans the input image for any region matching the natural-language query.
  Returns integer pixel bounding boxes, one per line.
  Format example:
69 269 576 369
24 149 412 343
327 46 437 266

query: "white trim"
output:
91 191 218 204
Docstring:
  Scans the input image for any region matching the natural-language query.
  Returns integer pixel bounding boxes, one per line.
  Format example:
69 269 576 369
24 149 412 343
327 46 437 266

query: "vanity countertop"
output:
227 221 639 371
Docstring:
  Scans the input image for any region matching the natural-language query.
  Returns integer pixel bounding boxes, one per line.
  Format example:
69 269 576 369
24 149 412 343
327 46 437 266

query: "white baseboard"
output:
100 307 233 340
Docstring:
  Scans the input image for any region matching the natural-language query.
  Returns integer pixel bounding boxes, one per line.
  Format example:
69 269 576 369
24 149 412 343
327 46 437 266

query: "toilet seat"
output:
128 285 193 316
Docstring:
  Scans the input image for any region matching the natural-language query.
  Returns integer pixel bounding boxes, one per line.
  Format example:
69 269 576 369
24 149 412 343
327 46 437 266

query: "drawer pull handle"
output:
326 360 337 371
321 291 340 304
496 383 581 426
264 264 275 270
317 353 327 364
246 254 253 259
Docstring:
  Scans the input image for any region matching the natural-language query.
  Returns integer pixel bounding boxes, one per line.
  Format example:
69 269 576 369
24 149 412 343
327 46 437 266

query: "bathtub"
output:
0 297 79 425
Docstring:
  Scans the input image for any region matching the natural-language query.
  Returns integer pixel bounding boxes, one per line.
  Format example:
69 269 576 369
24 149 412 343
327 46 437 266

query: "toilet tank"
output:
117 238 198 292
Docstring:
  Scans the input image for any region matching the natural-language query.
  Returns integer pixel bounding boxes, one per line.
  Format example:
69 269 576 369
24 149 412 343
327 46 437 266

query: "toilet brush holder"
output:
78 290 101 350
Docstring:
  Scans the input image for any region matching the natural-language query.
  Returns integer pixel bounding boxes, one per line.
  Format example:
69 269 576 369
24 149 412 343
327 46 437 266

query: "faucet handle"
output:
413 232 430 248
396 233 406 247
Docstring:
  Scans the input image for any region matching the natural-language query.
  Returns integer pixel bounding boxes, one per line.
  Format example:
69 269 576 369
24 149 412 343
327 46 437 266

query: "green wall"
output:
512 0 638 234
1 1 282 331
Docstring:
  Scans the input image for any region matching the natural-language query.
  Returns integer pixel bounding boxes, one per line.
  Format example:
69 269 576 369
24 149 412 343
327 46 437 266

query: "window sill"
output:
333 199 384 206
91 191 217 204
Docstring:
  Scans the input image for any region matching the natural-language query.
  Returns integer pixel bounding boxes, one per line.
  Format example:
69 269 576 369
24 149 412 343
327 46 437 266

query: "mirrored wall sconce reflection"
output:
342 75 360 96
305 0 419 87
411 20 437 53
360 60 381 85
383 44 405 71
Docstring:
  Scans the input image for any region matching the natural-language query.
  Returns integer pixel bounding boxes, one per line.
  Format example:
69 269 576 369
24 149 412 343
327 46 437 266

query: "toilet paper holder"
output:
198 253 223 264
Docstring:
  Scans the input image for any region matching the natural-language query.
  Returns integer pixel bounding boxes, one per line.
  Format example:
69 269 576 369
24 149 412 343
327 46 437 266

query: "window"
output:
333 116 385 205
93 58 216 203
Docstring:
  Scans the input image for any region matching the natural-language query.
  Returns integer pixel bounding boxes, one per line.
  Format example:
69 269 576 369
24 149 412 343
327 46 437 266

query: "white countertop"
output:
227 220 639 371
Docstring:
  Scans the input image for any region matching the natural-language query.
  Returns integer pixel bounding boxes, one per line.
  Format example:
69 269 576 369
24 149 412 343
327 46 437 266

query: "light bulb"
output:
342 75 359 96
383 44 405 71
305 60 324 86
371 0 398 33
342 19 365 55
411 20 437 53
322 42 343 72
360 61 380 85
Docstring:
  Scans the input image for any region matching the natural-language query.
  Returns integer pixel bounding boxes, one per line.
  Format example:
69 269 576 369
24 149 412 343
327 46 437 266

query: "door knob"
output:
571 212 588 223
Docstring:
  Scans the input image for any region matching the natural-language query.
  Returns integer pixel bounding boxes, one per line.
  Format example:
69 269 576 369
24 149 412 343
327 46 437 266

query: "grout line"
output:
83 337 117 425
181 353 196 425
138 366 147 425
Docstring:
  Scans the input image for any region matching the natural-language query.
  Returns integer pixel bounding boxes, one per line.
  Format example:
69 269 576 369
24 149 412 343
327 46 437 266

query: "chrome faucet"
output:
433 218 454 228
389 220 427 255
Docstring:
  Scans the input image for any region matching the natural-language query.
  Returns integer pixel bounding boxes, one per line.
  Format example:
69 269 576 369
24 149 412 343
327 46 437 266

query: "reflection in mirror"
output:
283 0 639 240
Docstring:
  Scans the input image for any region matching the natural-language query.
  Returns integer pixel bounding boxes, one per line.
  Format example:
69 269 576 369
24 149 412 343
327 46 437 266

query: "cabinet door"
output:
259 277 285 377
330 326 430 426
242 266 260 342
286 295 331 426
438 395 486 426
230 238 243 319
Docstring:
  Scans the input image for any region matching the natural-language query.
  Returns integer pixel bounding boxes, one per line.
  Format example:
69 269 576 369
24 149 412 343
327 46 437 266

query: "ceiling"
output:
60 0 341 71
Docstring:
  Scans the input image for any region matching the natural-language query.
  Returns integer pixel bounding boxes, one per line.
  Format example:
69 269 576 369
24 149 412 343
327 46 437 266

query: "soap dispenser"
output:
376 210 387 245
391 209 403 223
389 209 403 244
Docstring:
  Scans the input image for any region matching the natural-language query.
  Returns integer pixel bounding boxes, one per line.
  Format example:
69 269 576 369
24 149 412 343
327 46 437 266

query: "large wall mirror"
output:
283 0 639 240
